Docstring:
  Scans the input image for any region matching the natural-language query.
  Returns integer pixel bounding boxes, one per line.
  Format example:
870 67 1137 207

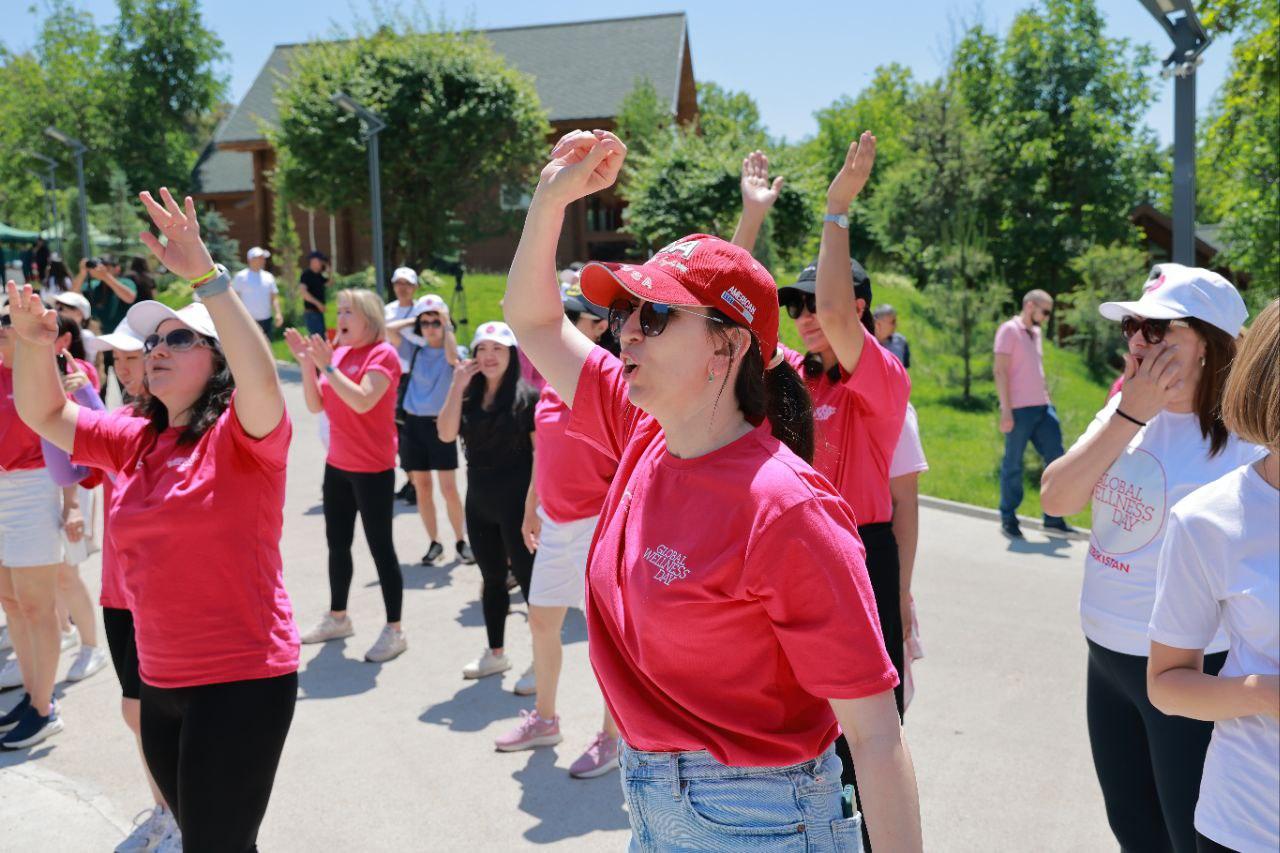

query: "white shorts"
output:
0 469 63 568
528 510 598 608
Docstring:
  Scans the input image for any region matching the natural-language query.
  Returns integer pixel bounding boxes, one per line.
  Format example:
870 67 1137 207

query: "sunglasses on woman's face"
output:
0 315 11 327
143 328 208 355
419 319 442 329
607 299 724 339
1120 316 1190 345
781 291 817 320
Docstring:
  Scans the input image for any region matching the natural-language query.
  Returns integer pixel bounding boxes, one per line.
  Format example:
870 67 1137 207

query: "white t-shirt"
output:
890 403 928 479
231 269 278 321
1150 462 1279 853
384 301 416 370
1074 395 1265 655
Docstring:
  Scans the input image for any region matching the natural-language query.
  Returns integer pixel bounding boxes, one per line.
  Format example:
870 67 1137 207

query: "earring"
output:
707 372 715 382
1200 356 1206 367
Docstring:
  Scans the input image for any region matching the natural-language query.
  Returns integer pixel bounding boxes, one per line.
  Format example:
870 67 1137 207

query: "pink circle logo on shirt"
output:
1090 447 1167 555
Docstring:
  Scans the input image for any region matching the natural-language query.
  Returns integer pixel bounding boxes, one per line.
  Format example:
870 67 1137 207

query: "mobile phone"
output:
57 353 68 374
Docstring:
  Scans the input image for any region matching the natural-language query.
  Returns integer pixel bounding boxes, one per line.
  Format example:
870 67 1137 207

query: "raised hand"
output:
283 328 313 365
535 129 627 207
137 187 216 281
453 358 480 384
306 333 335 370
4 281 59 346
1117 346 1183 423
741 150 784 212
826 131 877 212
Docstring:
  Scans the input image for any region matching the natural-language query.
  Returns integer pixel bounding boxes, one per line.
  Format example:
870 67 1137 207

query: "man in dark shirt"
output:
300 250 329 336
873 303 911 369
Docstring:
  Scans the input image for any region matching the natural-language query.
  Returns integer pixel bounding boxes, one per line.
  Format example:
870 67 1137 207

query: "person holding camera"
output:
74 255 138 397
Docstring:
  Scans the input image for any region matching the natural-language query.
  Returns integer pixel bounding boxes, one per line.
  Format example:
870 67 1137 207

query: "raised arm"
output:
137 188 284 438
7 282 79 452
385 317 416 347
439 305 460 367
503 130 625 407
436 359 478 443
817 132 877 374
730 150 783 255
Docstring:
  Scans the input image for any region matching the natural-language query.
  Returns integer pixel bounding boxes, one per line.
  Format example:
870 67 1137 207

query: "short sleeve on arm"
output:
71 406 148 474
565 347 640 463
843 327 910 417
1149 510 1221 650
994 321 1015 355
744 497 899 699
367 344 403 384
225 396 292 471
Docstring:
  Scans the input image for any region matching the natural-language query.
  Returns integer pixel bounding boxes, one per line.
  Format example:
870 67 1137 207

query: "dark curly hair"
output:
137 336 234 445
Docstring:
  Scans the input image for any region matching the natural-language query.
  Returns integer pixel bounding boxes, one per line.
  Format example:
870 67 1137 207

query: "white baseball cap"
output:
126 300 220 342
53 291 92 320
470 320 517 351
391 267 418 286
1099 263 1248 337
95 318 145 353
247 246 271 260
412 294 447 317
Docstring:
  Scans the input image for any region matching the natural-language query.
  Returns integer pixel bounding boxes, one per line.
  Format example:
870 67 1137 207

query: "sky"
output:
4 0 1232 147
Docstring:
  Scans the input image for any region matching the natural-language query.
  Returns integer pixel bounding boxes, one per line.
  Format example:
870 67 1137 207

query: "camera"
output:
85 259 99 269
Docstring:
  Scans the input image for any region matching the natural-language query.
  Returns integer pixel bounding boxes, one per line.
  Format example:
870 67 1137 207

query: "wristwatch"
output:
823 213 850 229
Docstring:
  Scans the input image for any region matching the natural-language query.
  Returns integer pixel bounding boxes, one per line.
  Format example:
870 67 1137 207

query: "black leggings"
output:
465 471 534 650
323 465 402 622
836 522 903 851
140 672 297 852
1087 639 1226 853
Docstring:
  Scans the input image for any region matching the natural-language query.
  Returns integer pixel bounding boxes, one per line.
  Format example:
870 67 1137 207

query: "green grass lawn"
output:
162 269 1102 526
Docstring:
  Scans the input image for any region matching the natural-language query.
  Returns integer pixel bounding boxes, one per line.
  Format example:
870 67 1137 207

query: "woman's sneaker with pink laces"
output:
569 731 620 779
494 709 562 752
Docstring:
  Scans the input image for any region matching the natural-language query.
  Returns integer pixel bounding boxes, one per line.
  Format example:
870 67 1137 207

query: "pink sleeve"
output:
223 397 292 471
843 327 910 417
565 347 638 463
71 406 148 474
75 358 100 389
781 344 806 373
993 321 1014 355
367 344 402 383
743 497 899 698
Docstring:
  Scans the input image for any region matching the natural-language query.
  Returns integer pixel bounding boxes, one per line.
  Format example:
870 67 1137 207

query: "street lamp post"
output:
1138 0 1211 266
43 127 91 260
331 92 388 298
26 151 60 252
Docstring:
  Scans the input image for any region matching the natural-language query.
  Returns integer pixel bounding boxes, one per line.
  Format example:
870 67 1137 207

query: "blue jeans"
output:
999 404 1065 523
303 310 326 337
620 742 863 852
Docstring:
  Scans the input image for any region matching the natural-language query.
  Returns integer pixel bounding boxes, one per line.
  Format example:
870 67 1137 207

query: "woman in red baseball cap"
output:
504 129 922 851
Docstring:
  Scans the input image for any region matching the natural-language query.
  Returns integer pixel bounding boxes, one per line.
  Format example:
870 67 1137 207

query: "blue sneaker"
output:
0 704 63 749
0 693 31 733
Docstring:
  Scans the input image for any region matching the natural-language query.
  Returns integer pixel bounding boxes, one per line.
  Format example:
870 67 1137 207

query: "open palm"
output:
827 131 877 211
4 281 59 346
741 150 784 210
138 187 216 280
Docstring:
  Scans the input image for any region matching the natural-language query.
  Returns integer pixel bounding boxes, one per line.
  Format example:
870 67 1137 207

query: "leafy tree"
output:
271 29 549 268
614 76 671 162
91 166 148 254
1062 243 1148 374
200 207 239 270
106 0 228 192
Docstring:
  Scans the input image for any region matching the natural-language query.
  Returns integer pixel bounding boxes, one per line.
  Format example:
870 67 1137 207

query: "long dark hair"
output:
137 336 235 446
129 257 156 301
462 343 528 419
1187 317 1237 457
47 259 71 287
55 315 86 362
705 312 815 463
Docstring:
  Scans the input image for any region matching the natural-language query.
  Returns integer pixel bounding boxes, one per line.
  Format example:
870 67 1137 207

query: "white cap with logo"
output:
470 320 517 351
391 267 419 286
1099 263 1249 337
126 300 220 342
411 294 447 317
247 246 271 260
53 291 92 320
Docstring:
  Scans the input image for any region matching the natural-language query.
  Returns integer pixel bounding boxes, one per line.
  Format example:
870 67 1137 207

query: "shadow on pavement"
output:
403 560 459 591
0 737 57 769
419 677 524 733
1004 536 1076 559
561 608 588 646
510 748 630 843
297 639 382 700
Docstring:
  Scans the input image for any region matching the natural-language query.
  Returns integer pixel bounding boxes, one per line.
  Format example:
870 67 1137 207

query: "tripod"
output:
448 266 468 327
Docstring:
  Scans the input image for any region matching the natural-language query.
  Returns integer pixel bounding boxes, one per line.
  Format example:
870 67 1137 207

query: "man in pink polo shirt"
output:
994 289 1070 538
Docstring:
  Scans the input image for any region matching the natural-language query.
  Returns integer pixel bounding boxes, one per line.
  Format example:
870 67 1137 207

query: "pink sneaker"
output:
569 731 620 778
494 709 562 752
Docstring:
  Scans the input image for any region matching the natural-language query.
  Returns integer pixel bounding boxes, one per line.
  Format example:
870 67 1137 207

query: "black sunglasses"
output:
0 314 10 327
607 299 724 339
780 291 817 320
1120 316 1190 345
143 328 209 354
419 319 443 329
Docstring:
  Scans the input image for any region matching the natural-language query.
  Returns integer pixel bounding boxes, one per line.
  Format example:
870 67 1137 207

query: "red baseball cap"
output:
579 234 780 361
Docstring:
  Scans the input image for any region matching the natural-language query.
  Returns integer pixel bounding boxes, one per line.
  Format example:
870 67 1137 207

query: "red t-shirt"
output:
534 381 616 523
72 398 300 688
784 328 911 525
0 363 44 472
568 348 897 767
96 407 138 611
320 342 402 473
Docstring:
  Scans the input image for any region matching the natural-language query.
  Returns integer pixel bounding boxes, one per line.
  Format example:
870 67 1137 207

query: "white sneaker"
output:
513 665 536 695
66 645 108 682
300 613 354 645
0 626 11 653
61 625 79 651
115 805 176 852
462 649 511 679
364 626 407 663
0 659 21 690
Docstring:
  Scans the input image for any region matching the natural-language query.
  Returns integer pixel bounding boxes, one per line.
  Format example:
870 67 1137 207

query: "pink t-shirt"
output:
568 347 897 767
320 342 402 473
784 327 911 526
0 363 46 472
72 399 300 688
533 380 616 523
519 347 547 392
994 317 1050 408
96 407 139 610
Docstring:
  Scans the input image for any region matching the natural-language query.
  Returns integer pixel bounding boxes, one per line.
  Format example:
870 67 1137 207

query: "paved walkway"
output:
0 371 1115 851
